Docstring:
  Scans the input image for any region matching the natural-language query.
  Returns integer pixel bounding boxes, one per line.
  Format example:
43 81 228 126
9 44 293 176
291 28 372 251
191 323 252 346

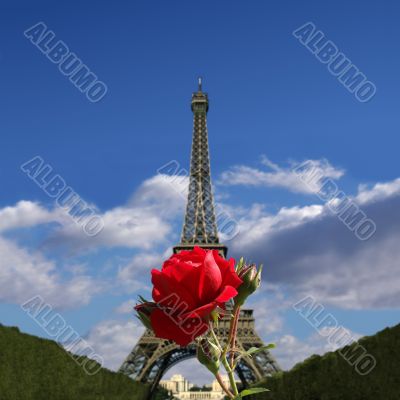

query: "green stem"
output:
222 355 239 397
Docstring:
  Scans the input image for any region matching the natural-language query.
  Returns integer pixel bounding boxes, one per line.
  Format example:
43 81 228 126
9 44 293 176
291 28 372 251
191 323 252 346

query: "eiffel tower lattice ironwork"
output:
119 79 281 397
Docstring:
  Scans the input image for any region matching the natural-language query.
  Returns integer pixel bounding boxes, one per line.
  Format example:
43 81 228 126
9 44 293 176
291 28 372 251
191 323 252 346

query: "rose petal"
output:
198 251 222 303
160 259 202 304
151 269 172 300
152 269 197 310
215 285 238 303
175 261 202 302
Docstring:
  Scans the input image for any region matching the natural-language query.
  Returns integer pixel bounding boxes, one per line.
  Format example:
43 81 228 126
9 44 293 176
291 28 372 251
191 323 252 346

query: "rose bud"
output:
197 338 221 375
234 263 263 307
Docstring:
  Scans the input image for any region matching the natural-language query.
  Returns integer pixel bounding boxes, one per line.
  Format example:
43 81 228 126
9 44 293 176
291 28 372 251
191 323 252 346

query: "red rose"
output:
135 247 242 346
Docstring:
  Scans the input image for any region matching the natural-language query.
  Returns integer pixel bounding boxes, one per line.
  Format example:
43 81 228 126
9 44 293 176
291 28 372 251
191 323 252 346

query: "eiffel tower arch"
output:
119 80 280 396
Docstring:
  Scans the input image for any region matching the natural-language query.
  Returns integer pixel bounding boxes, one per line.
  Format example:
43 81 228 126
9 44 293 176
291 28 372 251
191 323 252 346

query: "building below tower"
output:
159 374 239 400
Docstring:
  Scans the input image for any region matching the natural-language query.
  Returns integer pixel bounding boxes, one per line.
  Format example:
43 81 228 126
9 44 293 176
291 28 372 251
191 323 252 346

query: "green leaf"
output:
246 343 276 356
233 344 276 366
240 387 270 397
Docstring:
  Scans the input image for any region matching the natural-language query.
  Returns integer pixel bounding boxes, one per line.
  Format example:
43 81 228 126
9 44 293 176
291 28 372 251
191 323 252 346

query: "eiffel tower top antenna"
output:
173 78 227 256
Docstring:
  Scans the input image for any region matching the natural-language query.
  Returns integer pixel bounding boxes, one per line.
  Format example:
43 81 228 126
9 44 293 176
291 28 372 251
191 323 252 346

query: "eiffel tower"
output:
119 79 280 397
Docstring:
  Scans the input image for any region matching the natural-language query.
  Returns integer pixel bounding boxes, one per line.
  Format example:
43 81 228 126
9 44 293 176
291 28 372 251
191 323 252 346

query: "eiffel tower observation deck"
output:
119 80 280 397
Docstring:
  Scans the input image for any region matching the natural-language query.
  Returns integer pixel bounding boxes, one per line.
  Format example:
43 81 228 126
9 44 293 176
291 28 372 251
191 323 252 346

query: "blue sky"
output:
1 0 400 384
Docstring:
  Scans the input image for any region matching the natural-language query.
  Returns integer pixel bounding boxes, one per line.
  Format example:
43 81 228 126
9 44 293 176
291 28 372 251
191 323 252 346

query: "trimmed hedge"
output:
0 325 149 400
255 324 400 400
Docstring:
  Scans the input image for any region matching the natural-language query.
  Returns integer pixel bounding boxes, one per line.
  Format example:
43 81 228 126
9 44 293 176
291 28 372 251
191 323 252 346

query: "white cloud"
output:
218 157 344 194
233 203 324 249
54 205 171 251
356 178 400 204
0 200 58 232
250 285 290 335
0 236 99 309
48 174 188 252
129 174 188 213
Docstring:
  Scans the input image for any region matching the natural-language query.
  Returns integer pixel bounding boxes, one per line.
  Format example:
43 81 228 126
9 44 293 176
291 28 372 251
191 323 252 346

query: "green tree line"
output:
255 323 400 400
0 325 149 400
